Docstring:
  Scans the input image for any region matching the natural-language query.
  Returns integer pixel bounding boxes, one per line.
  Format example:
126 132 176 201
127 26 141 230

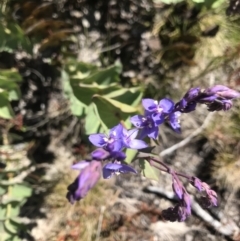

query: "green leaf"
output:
85 103 102 134
92 95 138 129
154 0 183 3
82 63 122 85
0 92 14 119
0 205 6 219
0 185 7 195
70 82 119 106
4 219 19 234
104 87 143 107
124 149 137 164
0 23 32 53
61 70 85 117
10 184 32 200
65 60 98 77
139 159 159 181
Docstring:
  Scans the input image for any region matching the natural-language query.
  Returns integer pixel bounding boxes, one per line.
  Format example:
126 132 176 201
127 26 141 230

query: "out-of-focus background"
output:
0 0 240 240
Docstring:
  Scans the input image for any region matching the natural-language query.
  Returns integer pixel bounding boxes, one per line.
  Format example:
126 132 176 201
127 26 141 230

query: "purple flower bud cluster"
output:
66 85 239 221
161 172 218 222
175 85 240 113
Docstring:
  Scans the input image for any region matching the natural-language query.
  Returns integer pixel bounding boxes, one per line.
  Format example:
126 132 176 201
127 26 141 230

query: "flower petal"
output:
71 161 90 170
91 148 110 160
142 98 157 112
102 163 137 179
159 98 174 113
127 128 139 140
152 113 164 126
169 112 181 133
109 124 123 139
128 139 148 149
89 134 107 147
130 115 144 128
147 126 159 139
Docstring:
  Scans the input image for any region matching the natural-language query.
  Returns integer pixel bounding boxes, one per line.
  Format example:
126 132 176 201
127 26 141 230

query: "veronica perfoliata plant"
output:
66 85 240 222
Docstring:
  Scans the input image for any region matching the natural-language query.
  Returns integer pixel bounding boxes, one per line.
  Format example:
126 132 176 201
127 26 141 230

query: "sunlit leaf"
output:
139 159 159 181
85 103 102 134
61 70 85 117
10 184 32 200
104 87 143 107
92 94 137 129
124 149 137 164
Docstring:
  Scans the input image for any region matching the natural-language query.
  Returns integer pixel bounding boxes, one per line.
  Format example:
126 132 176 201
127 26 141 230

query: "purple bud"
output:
199 195 217 208
207 100 233 111
172 179 183 200
66 160 102 204
176 205 188 222
183 193 191 215
184 87 201 102
204 85 240 99
91 148 110 160
190 177 203 191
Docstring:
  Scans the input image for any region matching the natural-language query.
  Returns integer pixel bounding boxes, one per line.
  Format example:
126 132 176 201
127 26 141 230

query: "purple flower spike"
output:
89 124 123 152
130 115 159 139
102 163 137 179
66 160 102 204
122 128 148 149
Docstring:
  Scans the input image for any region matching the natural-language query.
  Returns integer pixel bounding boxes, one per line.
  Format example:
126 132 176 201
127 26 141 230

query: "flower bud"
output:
66 160 102 204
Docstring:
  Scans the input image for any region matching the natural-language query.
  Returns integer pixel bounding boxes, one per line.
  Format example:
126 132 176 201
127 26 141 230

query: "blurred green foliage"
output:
0 69 22 119
157 0 225 8
62 60 143 134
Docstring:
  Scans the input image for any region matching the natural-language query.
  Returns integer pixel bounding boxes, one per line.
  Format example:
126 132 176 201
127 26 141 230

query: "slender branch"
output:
159 112 214 157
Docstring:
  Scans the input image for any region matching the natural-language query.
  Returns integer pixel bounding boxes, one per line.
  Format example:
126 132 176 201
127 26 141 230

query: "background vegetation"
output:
0 0 240 240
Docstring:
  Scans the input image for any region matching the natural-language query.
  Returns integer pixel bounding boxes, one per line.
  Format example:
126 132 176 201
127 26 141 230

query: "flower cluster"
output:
66 85 239 221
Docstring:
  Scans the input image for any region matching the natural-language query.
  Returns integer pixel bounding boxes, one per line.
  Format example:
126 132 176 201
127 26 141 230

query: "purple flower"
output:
102 163 137 179
66 160 102 204
142 98 174 125
130 114 159 139
168 111 181 133
89 124 123 152
122 128 148 149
